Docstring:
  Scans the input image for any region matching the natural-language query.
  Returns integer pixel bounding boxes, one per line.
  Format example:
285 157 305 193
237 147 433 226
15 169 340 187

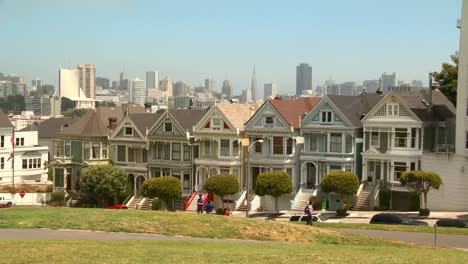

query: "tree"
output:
254 171 293 213
400 170 442 210
62 108 90 117
80 164 128 207
434 54 458 106
96 101 116 107
0 95 25 113
321 171 359 209
204 174 239 208
141 176 182 211
61 97 76 111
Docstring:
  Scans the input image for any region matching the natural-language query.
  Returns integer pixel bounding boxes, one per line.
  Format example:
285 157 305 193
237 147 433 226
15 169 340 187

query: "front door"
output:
251 167 260 190
306 163 317 189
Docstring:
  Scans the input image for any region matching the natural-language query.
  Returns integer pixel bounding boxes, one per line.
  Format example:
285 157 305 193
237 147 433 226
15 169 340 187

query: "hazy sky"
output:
0 0 462 96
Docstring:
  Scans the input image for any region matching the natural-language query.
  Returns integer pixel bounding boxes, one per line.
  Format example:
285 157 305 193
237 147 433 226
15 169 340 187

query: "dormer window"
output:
321 111 333 124
387 103 399 116
212 118 222 130
264 116 274 126
164 122 173 132
124 127 133 136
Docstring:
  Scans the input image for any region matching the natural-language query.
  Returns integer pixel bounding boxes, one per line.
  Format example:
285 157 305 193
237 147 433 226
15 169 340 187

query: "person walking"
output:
305 201 314 226
197 194 204 214
205 200 215 214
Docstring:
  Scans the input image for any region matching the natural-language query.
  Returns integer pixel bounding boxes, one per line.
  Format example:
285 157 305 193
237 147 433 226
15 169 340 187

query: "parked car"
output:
289 214 321 222
435 219 467 228
106 205 128 209
370 213 428 226
0 197 15 208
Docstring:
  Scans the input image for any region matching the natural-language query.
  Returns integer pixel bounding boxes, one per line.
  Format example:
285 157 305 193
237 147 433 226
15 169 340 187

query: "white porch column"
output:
362 159 367 183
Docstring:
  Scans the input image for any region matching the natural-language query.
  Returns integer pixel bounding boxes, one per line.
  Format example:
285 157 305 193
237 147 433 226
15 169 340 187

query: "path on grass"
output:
338 228 468 250
0 229 285 245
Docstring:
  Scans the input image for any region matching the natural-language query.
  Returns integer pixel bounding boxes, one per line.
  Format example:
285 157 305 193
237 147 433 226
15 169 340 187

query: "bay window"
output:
393 162 407 181
83 142 90 159
309 133 318 152
286 138 293 155
345 134 353 153
117 145 126 162
330 133 342 153
394 128 408 148
172 143 181 160
183 144 190 160
220 139 230 156
273 137 283 155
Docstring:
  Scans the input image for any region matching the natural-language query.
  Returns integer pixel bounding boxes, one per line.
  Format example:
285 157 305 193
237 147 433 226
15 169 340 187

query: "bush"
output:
309 196 323 210
255 170 293 212
152 199 163 211
141 176 182 211
419 208 430 216
336 208 348 217
379 189 391 210
410 192 421 211
51 191 65 202
204 174 239 208
216 208 227 215
321 171 359 209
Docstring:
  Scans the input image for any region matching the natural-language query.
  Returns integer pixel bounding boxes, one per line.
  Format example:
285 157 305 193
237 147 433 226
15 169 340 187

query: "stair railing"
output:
234 187 247 210
369 180 381 210
354 183 365 208
183 187 197 211
123 191 134 206
291 187 304 210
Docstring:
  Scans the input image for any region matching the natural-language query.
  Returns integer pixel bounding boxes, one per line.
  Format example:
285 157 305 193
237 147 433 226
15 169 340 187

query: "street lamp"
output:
246 139 263 218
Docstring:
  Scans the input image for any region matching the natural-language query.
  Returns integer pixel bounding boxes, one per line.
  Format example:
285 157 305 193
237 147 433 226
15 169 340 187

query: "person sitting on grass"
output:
205 200 215 214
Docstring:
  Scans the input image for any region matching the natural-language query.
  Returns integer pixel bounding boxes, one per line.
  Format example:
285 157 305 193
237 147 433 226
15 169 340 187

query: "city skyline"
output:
0 0 462 95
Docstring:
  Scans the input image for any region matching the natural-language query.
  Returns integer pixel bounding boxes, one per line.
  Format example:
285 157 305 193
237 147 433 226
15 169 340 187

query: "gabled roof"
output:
269 97 321 129
216 103 259 131
59 105 146 138
127 112 164 135
397 89 456 122
21 117 80 139
328 94 382 127
0 110 13 128
169 109 209 132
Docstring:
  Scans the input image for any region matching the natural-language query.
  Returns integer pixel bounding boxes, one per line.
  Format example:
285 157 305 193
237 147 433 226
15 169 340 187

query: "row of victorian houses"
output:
17 88 460 211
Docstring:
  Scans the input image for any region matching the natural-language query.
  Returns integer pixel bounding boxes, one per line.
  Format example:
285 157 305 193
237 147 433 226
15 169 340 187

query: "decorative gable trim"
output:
362 91 421 123
193 105 237 134
148 110 187 139
108 115 146 141
244 100 291 131
301 97 353 128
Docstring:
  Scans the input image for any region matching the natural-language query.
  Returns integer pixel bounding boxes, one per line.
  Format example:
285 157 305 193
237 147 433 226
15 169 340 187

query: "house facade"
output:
0 111 48 186
244 98 320 211
193 103 257 193
147 109 207 195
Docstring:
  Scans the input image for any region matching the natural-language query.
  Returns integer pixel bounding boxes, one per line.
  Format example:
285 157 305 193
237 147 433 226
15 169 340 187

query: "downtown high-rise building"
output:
363 80 379 93
160 76 173 97
264 82 277 99
120 72 129 90
130 78 146 105
296 63 312 96
204 78 216 92
77 64 96 99
251 66 257 101
31 79 43 88
95 77 110 89
340 82 356 96
146 71 159 90
173 81 190 97
381 72 398 92
221 80 233 99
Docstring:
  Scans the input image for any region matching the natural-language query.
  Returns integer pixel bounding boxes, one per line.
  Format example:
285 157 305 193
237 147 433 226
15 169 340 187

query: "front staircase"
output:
139 198 153 210
292 189 314 211
186 193 208 212
354 185 372 211
236 193 255 211
127 196 142 210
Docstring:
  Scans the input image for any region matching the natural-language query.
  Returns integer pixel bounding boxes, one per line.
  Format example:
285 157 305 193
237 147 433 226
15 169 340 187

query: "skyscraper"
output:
31 79 43 88
340 82 356 96
146 71 159 89
221 80 233 99
251 66 257 101
95 77 110 89
173 81 190 97
296 63 312 96
363 80 379 93
381 72 398 92
77 64 96 99
160 76 173 97
120 72 128 90
130 78 146 105
264 82 277 99
204 78 216 92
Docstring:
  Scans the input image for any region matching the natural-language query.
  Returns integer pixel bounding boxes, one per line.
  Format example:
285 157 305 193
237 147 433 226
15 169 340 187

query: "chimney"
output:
108 117 117 130
144 103 152 113
249 107 256 117
376 78 383 95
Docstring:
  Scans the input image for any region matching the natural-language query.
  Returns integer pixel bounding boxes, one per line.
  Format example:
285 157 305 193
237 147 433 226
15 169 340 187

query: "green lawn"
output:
313 222 468 235
1 240 467 264
1 207 468 263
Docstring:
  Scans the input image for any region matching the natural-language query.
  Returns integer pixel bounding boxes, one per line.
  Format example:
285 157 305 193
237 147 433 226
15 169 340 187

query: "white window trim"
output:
392 161 409 183
264 116 275 127
393 128 409 149
387 103 399 117
370 131 380 148
203 140 211 156
320 111 333 124
211 117 222 130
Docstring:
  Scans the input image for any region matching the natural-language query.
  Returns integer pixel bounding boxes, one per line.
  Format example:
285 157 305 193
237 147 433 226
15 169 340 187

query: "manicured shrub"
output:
152 199 163 211
141 176 182 211
204 174 239 208
51 191 65 202
309 196 323 210
419 208 430 216
379 189 391 210
336 208 348 217
400 170 442 212
321 171 359 209
255 170 293 213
